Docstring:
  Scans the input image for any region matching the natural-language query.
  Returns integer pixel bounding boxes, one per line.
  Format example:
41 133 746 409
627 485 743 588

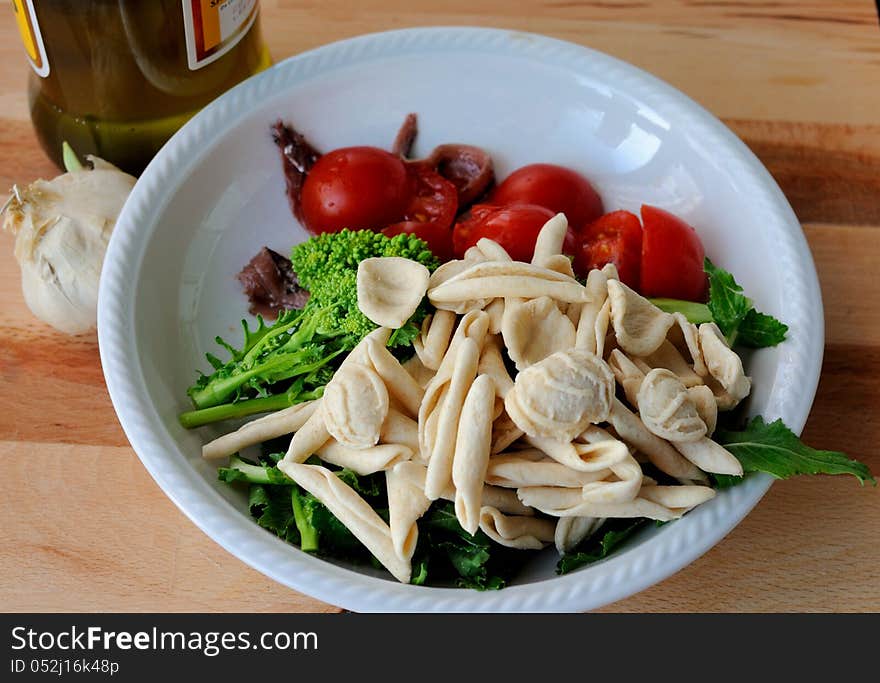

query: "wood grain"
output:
1 1 879 613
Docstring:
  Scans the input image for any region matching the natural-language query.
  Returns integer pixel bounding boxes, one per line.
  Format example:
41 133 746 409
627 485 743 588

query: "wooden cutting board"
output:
1 1 877 613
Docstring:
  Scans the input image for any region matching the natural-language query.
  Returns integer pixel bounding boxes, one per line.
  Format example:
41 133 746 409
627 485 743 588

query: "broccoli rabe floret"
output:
291 229 439 290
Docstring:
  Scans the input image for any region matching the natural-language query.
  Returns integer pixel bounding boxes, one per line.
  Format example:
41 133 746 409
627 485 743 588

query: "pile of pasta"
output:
203 214 750 584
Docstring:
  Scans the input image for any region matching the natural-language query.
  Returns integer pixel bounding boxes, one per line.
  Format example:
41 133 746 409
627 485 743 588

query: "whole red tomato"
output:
489 163 604 232
300 146 410 234
640 205 708 301
452 203 561 262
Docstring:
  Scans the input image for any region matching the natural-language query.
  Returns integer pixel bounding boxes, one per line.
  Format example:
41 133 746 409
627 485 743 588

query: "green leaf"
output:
737 309 789 348
704 258 788 348
717 416 875 485
556 518 650 575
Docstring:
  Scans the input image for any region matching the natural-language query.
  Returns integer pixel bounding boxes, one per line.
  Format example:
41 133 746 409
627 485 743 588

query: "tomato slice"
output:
574 210 643 287
489 163 604 232
400 164 458 230
640 205 708 301
452 203 559 262
382 165 458 262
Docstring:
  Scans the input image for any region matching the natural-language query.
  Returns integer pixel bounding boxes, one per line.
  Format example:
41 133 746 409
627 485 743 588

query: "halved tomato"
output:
574 210 643 287
640 205 708 301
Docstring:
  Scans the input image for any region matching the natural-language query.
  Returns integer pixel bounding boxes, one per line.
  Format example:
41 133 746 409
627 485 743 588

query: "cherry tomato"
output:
574 210 643 288
489 163 604 231
640 205 708 301
300 146 409 234
452 203 557 262
381 165 458 262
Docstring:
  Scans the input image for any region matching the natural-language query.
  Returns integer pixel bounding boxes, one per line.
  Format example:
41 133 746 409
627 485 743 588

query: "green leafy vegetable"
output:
704 258 788 348
556 518 650 575
716 416 875 485
417 503 536 590
290 485 319 552
179 230 439 428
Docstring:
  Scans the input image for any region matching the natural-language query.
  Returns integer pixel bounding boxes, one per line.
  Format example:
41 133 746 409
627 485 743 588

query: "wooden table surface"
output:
1 1 878 613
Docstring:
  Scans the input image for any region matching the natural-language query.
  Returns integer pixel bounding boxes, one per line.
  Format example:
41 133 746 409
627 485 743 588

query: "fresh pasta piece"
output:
674 437 744 476
424 338 480 500
502 296 577 371
670 312 708 377
322 361 389 450
386 462 433 563
639 484 716 510
428 260 588 307
413 310 456 371
637 368 707 443
698 323 751 406
608 348 644 407
687 384 718 436
478 506 556 550
201 400 319 461
505 348 615 441
531 213 568 266
282 407 331 465
484 298 506 335
277 462 411 583
475 237 513 262
427 250 490 313
524 434 629 473
380 409 420 453
607 398 704 480
575 268 610 354
317 440 412 475
365 337 424 417
356 256 430 329
402 354 436 389
478 335 515 398
516 486 682 522
490 412 524 454
579 452 643 504
542 254 577 279
479 485 535 516
639 340 704 388
452 375 496 534
486 451 611 488
554 516 604 555
607 279 674 357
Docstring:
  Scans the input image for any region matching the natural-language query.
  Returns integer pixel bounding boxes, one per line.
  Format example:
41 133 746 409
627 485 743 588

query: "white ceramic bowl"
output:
98 27 823 612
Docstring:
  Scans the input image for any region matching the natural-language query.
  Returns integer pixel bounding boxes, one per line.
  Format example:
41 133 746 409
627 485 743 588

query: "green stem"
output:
179 393 295 429
291 486 319 552
647 298 713 324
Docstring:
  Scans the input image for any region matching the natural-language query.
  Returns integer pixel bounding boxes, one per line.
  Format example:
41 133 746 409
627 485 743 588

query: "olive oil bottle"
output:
12 0 271 175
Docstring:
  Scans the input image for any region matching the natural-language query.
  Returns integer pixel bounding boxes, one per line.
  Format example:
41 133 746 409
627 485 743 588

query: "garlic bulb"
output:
2 157 135 335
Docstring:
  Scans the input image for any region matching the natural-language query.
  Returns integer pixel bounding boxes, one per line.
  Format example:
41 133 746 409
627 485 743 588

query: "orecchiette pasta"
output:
607 279 674 357
356 256 430 329
637 368 707 443
501 296 577 371
321 361 389 449
505 348 615 441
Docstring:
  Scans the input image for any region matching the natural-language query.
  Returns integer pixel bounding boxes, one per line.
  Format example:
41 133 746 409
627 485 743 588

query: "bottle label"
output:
12 0 49 77
182 0 260 71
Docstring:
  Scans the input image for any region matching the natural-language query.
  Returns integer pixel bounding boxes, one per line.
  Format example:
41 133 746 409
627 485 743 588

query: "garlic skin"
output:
2 157 136 335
